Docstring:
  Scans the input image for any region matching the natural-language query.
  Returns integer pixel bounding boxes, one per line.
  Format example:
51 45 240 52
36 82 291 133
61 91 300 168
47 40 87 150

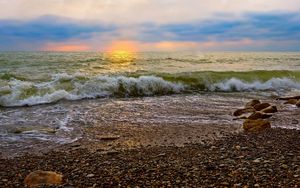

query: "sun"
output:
106 41 138 53
105 41 138 63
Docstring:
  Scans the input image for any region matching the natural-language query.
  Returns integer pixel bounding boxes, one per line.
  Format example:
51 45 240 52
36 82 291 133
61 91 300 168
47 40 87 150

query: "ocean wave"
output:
0 75 185 107
209 77 300 91
0 73 300 107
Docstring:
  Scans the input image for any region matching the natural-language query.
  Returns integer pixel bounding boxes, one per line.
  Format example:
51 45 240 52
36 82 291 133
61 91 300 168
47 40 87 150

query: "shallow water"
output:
1 92 299 157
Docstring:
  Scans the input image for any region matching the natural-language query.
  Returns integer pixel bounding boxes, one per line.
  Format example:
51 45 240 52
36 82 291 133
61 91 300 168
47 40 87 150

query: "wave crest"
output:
210 77 300 91
1 73 300 107
0 75 184 107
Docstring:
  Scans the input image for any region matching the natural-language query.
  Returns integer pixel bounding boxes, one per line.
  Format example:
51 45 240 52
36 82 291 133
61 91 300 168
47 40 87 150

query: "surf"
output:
1 70 300 107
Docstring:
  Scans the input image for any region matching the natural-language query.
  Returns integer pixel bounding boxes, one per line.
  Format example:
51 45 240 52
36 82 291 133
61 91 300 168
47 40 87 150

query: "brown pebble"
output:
261 106 277 113
284 99 298 105
233 108 255 116
248 112 272 120
253 103 271 111
24 170 63 188
245 99 260 108
243 119 271 132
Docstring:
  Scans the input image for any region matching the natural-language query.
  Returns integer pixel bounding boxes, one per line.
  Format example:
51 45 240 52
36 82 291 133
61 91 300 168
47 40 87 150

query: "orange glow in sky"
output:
106 41 138 53
104 41 138 63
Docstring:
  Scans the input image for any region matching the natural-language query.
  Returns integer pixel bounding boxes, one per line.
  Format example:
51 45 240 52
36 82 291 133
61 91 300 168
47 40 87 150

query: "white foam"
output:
0 75 185 107
210 77 300 91
2 74 299 106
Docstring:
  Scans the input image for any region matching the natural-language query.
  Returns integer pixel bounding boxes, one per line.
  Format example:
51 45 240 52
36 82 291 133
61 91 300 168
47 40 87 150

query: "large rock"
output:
24 170 63 188
261 106 278 113
248 112 272 120
243 119 271 132
245 99 260 108
284 99 299 105
253 103 271 111
233 108 255 116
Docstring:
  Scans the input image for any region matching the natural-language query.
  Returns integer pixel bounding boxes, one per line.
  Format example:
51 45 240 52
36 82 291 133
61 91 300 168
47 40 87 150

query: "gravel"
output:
0 128 299 187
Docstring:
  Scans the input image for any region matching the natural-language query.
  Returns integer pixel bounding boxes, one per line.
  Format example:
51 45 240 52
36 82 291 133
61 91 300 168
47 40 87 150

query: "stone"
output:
233 108 255 116
261 106 277 113
86 174 95 178
241 147 249 150
24 170 63 188
233 183 242 188
284 99 298 105
156 153 166 157
243 119 271 132
253 103 271 111
296 100 300 107
281 164 288 169
247 112 272 120
220 182 229 186
292 119 299 124
253 158 261 163
245 99 260 108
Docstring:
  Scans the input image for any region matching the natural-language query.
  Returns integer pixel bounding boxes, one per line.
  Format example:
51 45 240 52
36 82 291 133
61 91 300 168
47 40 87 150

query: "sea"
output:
0 51 300 156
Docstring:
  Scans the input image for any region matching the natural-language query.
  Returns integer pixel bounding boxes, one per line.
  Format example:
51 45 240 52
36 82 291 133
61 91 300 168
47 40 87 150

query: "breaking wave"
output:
0 72 300 107
0 74 184 107
210 77 300 91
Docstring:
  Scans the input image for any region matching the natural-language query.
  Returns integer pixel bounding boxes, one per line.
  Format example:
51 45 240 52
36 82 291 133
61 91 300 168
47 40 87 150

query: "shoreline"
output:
0 93 299 187
1 92 299 158
0 127 299 187
0 93 246 158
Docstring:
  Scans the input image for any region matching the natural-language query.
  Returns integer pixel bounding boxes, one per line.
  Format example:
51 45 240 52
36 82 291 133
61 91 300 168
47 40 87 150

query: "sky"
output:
0 0 300 51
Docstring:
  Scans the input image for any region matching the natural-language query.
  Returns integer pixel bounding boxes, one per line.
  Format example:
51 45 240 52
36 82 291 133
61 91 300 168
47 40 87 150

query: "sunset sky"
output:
0 0 300 51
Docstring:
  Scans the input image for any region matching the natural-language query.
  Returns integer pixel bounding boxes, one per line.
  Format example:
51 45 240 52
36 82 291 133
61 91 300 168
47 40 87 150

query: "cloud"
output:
141 13 300 42
0 15 115 50
0 12 300 51
1 0 300 24
0 15 114 41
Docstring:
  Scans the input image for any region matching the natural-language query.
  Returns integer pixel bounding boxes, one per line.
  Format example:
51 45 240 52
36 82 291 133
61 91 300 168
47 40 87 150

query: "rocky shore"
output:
0 128 299 187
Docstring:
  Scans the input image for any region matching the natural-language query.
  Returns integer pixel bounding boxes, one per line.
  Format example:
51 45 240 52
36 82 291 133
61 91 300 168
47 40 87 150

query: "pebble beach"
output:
0 128 299 187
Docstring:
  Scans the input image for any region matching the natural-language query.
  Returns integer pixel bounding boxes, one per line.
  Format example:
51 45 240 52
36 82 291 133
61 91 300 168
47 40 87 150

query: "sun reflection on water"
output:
107 51 137 63
101 51 138 73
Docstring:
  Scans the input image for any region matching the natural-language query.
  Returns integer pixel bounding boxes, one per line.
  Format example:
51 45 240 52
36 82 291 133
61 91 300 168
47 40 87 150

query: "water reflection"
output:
101 51 138 73
106 51 137 63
